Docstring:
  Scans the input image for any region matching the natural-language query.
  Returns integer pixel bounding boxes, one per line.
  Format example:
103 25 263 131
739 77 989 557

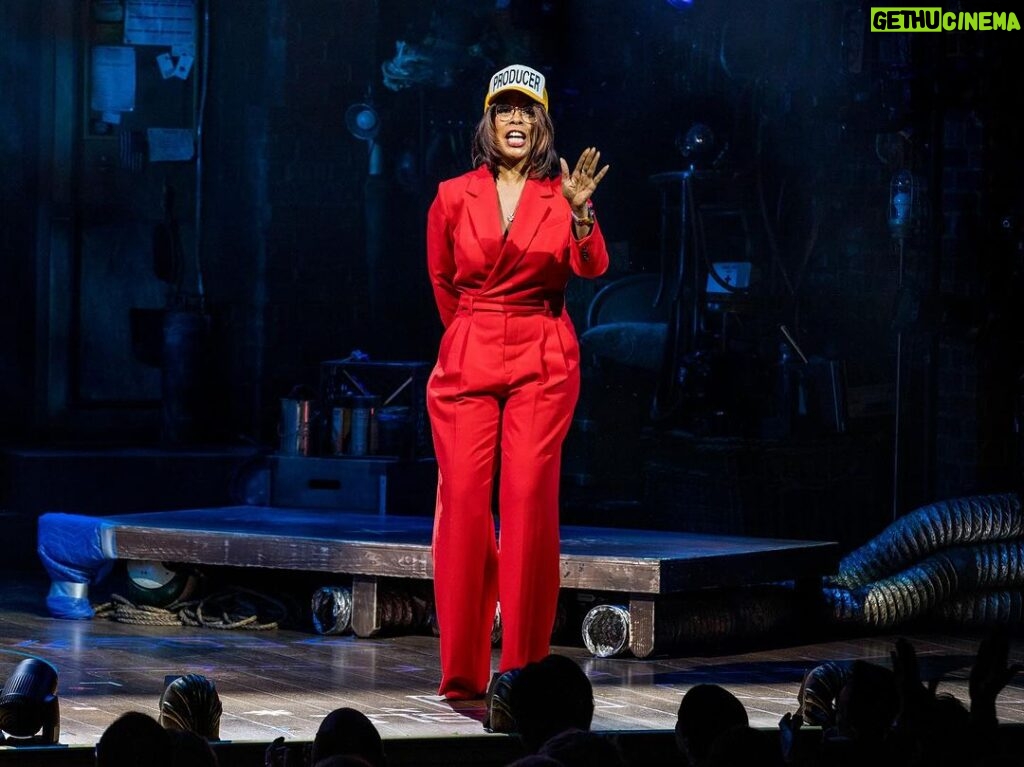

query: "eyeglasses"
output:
493 103 538 123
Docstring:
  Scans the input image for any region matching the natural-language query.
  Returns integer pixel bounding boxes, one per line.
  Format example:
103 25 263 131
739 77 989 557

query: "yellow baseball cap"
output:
483 64 549 113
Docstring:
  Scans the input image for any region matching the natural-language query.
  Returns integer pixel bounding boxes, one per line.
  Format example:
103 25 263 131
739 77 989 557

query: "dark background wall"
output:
0 2 44 439
1 0 1022 544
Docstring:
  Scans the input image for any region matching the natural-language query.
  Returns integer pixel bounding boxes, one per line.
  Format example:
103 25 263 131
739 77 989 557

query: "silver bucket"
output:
279 398 314 455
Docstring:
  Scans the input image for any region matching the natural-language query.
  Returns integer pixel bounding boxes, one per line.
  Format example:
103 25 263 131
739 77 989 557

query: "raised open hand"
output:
891 637 939 730
560 147 610 212
778 711 804 764
969 627 1023 722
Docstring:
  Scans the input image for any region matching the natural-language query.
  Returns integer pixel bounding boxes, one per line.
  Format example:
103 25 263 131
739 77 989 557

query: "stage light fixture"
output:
0 658 60 745
125 560 195 607
345 103 380 142
345 101 383 176
676 123 716 169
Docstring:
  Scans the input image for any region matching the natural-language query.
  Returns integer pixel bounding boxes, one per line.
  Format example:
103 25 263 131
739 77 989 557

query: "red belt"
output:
457 295 557 315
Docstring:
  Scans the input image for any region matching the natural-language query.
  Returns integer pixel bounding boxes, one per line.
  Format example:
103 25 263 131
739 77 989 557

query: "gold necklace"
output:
497 175 524 225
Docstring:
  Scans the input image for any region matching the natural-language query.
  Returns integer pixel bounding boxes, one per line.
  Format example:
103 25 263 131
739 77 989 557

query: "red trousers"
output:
427 296 579 699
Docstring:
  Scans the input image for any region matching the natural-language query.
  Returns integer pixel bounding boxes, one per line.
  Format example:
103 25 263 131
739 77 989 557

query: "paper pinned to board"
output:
172 53 194 80
147 127 195 162
156 49 193 80
90 46 136 113
156 51 175 79
124 0 195 47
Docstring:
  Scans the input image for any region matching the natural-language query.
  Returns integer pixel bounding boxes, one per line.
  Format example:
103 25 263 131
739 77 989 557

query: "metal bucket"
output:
279 398 314 455
329 400 352 456
376 405 411 457
347 394 379 456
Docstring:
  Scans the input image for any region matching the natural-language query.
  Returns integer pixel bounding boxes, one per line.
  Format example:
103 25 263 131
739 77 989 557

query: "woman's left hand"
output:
560 147 610 212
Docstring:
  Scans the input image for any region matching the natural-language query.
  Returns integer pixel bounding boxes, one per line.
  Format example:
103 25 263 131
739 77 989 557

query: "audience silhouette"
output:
95 711 174 767
87 629 1024 767
312 756 376 767
310 706 388 767
507 653 596 754
538 727 627 767
505 756 564 767
779 628 1023 767
168 727 219 766
705 723 784 767
673 682 749 767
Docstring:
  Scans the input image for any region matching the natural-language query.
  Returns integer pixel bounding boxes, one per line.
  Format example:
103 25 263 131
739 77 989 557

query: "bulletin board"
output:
85 0 198 143
76 0 203 405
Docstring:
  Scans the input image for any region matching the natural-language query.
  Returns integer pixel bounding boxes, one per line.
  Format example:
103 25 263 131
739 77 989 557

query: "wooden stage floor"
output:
6 567 1024 752
15 504 1024 760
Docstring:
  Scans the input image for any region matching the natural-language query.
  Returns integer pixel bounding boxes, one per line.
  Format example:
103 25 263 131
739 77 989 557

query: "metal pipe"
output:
892 236 905 520
193 0 210 310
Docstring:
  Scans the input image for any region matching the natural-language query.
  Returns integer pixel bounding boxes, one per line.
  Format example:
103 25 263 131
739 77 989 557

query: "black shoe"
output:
483 668 521 733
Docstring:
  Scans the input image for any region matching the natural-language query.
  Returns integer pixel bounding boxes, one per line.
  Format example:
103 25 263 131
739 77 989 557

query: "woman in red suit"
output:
426 63 610 700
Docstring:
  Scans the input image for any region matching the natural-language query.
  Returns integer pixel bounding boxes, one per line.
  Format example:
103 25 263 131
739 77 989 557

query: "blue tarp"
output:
37 513 115 619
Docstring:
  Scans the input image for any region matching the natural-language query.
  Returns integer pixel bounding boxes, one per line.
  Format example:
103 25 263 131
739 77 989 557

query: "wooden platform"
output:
70 506 840 657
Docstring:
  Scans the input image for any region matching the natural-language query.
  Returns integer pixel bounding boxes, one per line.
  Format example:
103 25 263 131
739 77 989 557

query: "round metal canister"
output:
279 397 314 455
348 395 380 456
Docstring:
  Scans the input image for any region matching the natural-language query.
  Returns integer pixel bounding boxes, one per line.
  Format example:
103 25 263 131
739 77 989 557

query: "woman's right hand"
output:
559 147 609 214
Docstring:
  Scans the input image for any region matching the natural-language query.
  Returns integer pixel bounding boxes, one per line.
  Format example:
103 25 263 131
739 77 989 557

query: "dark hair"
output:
674 683 749 763
509 654 594 753
471 105 558 179
96 711 174 767
837 660 898 741
311 707 387 767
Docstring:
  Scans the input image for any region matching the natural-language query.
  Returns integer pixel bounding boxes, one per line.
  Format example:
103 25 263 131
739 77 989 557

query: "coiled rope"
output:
94 585 289 630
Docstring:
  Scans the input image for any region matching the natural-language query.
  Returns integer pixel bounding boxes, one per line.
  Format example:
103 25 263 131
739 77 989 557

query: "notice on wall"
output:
147 128 195 162
124 0 195 47
90 46 136 113
156 49 193 80
172 53 194 80
156 51 176 79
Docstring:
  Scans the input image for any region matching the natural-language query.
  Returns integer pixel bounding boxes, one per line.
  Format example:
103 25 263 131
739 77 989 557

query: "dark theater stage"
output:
4 0 1024 763
4 566 1024 763
7 479 1024 763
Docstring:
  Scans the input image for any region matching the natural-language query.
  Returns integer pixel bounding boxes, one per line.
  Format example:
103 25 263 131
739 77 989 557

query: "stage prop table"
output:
37 507 837 658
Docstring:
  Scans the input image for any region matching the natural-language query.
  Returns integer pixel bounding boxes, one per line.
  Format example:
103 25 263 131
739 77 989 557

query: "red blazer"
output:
427 165 609 328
